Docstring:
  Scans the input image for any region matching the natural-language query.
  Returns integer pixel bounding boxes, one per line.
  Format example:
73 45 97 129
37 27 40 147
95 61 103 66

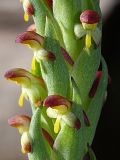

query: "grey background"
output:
0 0 119 160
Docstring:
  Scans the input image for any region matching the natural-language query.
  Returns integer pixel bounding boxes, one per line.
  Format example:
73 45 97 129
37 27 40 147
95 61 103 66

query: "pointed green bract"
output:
28 108 51 160
86 57 108 144
71 48 101 110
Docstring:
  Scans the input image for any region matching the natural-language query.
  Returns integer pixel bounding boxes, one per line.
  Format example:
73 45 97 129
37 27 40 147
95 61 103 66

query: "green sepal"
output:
53 0 85 60
86 57 108 144
28 108 51 160
71 48 101 110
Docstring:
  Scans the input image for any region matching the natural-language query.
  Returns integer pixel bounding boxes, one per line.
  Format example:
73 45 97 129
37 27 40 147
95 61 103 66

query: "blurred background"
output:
0 0 120 160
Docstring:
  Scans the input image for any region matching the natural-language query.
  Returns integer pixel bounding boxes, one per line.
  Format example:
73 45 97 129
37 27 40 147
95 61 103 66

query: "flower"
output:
15 31 44 51
74 10 101 48
43 95 81 134
4 68 47 107
8 115 32 154
20 0 34 22
15 31 56 62
8 115 54 151
8 115 31 134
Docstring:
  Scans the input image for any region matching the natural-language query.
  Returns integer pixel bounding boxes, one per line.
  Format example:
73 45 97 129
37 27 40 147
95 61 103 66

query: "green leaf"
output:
28 108 51 160
86 57 108 144
71 48 101 109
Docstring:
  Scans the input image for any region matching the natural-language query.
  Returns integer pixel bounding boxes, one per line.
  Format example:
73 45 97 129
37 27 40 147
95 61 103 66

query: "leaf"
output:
28 108 51 160
71 48 101 109
86 56 108 144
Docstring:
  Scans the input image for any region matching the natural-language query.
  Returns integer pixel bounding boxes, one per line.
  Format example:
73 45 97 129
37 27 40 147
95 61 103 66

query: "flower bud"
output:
80 10 100 26
8 115 31 134
21 132 32 154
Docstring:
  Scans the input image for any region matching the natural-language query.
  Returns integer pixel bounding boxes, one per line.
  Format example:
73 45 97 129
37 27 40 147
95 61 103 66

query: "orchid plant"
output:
5 0 109 160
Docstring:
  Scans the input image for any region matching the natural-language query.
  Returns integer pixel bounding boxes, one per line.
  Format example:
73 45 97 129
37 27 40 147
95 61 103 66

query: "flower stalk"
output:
5 0 109 160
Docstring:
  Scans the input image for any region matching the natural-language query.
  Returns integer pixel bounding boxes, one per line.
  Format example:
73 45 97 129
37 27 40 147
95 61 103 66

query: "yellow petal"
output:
86 32 91 48
54 117 61 134
53 105 68 114
31 56 36 72
18 92 25 107
24 13 29 22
